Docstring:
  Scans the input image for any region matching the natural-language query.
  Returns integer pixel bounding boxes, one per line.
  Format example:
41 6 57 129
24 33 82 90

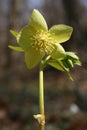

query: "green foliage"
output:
62 52 81 68
48 52 81 80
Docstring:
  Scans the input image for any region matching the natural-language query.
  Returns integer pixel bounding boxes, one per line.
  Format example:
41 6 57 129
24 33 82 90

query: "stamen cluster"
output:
33 30 55 54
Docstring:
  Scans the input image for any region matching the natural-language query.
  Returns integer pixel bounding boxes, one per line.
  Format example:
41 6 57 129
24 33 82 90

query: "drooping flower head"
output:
9 9 81 79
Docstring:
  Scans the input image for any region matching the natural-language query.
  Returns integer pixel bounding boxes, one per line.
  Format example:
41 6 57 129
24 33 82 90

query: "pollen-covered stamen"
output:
32 30 55 54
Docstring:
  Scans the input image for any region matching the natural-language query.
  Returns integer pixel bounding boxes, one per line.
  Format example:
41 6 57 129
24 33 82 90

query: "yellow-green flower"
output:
9 9 73 69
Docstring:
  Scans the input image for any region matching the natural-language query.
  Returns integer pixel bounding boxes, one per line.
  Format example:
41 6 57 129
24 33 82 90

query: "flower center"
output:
33 30 54 54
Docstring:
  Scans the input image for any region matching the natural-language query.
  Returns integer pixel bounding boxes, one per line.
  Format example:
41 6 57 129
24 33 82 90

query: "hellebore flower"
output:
9 9 73 69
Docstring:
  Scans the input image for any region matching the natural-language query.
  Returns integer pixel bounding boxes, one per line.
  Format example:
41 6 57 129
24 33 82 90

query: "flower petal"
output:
25 46 44 69
29 9 48 31
8 45 24 52
49 24 73 43
10 30 18 39
51 43 66 60
17 25 36 51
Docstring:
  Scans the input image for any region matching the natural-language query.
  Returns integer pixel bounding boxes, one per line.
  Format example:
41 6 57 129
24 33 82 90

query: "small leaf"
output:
10 30 18 39
49 24 73 43
8 45 24 52
66 52 79 59
48 59 66 72
74 59 81 66
62 59 74 68
65 52 81 66
29 9 48 31
48 58 73 80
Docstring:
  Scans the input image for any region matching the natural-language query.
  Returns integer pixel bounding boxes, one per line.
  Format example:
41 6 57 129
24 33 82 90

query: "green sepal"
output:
29 9 48 31
8 45 24 52
10 30 18 39
51 43 66 60
25 46 44 69
18 25 36 51
49 24 73 43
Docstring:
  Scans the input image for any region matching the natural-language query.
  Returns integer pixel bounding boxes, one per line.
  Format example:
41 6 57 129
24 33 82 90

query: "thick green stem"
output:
39 62 45 130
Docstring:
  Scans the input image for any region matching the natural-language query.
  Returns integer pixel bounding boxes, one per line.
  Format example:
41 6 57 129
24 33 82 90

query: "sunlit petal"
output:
18 25 36 51
49 24 73 43
51 43 66 60
25 46 44 69
29 9 48 31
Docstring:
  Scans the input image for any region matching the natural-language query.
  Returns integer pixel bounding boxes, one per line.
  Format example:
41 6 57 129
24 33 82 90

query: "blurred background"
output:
0 0 87 130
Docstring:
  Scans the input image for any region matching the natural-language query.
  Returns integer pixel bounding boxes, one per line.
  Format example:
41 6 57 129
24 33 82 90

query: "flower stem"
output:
39 61 45 130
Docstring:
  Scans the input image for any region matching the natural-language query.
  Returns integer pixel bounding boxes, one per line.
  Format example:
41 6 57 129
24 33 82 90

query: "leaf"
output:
10 30 18 39
48 59 66 72
18 25 36 51
74 59 81 66
49 24 73 43
65 52 81 66
29 9 48 31
51 43 66 60
66 52 79 59
25 46 44 69
48 58 73 80
61 51 81 71
8 45 24 52
62 59 74 68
